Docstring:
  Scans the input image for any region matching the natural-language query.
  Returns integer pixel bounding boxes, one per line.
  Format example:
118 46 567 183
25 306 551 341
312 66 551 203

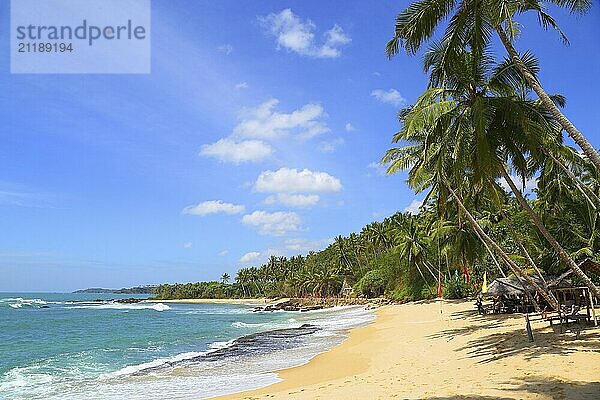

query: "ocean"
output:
0 293 374 400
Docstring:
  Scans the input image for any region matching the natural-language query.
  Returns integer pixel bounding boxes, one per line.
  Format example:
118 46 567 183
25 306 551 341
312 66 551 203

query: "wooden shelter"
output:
484 275 571 314
339 279 353 297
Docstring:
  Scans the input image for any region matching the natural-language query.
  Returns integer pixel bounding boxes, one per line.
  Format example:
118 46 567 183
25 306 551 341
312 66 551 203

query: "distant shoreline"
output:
146 298 281 305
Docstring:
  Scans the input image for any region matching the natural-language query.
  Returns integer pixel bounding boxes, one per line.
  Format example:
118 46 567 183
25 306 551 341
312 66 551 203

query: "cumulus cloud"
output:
345 122 355 132
183 242 193 248
182 200 245 216
245 237 333 263
317 137 344 153
240 251 261 263
233 98 329 141
200 99 331 164
242 210 302 236
255 168 342 193
218 250 229 256
404 199 424 215
264 193 320 207
200 138 273 163
371 89 406 106
268 238 333 259
283 237 333 253
260 9 350 58
235 82 249 89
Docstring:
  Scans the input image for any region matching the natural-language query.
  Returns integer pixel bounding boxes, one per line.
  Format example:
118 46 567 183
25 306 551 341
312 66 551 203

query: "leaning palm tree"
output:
386 0 600 171
381 49 585 307
437 44 597 296
385 139 560 309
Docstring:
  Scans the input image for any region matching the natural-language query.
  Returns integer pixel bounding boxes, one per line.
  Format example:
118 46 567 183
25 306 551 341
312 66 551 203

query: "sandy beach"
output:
213 299 600 400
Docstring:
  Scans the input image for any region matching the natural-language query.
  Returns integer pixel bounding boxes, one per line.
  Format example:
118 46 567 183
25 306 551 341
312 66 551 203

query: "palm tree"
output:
334 235 354 276
221 273 230 284
386 0 600 171
395 217 437 282
381 49 572 308
438 44 597 295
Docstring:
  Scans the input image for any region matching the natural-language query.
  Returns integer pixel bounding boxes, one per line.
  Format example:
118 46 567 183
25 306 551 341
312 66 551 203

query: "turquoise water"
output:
0 293 374 400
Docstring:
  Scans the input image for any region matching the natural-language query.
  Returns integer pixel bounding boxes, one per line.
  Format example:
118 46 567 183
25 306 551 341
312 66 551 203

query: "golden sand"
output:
213 299 600 400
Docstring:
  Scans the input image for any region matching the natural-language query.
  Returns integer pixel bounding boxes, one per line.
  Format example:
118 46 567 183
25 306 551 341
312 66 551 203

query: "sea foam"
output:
66 302 171 311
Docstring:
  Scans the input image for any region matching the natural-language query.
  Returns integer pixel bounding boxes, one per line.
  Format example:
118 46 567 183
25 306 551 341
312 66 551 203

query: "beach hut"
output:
578 258 600 277
339 279 353 297
484 275 572 314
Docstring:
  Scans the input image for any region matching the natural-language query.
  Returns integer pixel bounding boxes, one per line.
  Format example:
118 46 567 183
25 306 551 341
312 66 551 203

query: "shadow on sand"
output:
419 376 600 399
428 306 600 364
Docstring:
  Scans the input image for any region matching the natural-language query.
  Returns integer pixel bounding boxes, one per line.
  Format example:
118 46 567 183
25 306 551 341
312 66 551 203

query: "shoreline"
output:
211 299 600 400
146 298 284 305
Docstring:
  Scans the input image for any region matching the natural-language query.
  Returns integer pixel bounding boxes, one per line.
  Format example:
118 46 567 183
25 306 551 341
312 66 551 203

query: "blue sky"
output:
1 1 599 292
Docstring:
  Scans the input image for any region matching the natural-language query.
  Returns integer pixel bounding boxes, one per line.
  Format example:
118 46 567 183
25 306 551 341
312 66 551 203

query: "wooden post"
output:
525 314 534 342
589 288 598 327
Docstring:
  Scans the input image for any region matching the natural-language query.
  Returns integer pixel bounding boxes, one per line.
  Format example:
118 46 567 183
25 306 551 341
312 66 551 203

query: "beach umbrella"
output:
481 272 488 294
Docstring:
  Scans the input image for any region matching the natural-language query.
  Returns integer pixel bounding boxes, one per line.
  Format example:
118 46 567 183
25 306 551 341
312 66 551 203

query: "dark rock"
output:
115 298 143 304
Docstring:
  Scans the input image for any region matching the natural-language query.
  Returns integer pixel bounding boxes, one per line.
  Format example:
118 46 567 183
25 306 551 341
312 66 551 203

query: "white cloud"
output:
345 122 355 132
255 168 342 193
264 193 320 207
260 9 350 59
371 89 406 106
282 237 333 253
248 237 334 263
368 162 387 176
498 175 538 193
235 82 249 90
217 44 233 55
218 250 229 256
242 210 302 236
233 98 329 141
317 137 344 153
183 242 193 248
200 138 273 163
201 98 330 165
240 251 261 263
404 199 424 215
182 200 245 216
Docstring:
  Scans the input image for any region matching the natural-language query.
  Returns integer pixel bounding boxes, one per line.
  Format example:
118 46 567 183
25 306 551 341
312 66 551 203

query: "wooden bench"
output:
548 313 590 326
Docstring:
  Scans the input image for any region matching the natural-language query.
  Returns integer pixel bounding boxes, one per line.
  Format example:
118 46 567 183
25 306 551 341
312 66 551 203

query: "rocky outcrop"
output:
252 297 393 312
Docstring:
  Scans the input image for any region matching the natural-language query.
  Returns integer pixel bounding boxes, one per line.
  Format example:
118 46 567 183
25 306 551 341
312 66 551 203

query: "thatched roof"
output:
545 259 600 284
485 274 571 297
579 258 600 276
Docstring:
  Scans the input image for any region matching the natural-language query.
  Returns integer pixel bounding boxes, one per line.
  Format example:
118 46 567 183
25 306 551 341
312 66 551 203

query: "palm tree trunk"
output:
422 260 439 280
497 219 545 312
471 223 507 278
495 26 600 172
502 211 553 294
441 175 560 310
499 165 600 298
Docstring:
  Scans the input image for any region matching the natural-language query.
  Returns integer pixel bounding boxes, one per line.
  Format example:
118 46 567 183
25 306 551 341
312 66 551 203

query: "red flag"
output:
437 270 443 298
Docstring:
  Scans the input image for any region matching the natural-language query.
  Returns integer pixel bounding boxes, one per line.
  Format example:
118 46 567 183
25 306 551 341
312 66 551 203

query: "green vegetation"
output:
73 286 156 294
154 0 599 306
